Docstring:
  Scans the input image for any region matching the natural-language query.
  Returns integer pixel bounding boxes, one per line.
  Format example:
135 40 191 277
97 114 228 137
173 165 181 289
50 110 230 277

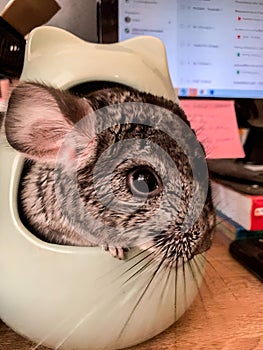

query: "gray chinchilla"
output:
4 82 215 266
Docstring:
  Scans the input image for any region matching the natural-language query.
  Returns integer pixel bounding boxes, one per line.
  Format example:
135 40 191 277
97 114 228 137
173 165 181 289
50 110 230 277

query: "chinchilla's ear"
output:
5 82 95 163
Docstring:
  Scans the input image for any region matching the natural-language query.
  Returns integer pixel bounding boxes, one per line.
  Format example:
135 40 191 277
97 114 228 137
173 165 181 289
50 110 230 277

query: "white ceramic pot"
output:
0 27 206 349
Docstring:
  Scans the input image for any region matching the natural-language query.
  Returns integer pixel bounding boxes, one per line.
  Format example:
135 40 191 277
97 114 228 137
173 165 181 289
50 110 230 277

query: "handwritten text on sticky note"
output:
180 100 245 159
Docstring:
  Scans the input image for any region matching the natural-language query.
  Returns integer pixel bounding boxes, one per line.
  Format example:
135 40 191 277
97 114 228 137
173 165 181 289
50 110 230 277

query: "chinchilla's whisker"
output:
110 249 156 285
121 243 164 282
204 256 238 301
122 255 157 285
93 246 155 286
193 254 230 307
33 310 99 350
93 244 159 294
117 255 167 341
53 311 95 350
138 250 174 336
30 318 70 350
188 258 207 312
214 218 226 227
148 245 172 301
184 239 207 307
190 254 215 300
46 278 130 350
126 240 159 262
174 259 179 320
31 293 115 350
197 252 223 285
159 263 173 302
123 243 157 267
182 260 188 315
109 243 157 284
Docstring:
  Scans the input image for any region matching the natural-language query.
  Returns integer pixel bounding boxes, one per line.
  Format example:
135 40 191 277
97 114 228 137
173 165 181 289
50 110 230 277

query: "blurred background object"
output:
0 0 98 80
0 0 98 42
0 0 61 79
47 0 97 42
1 0 60 36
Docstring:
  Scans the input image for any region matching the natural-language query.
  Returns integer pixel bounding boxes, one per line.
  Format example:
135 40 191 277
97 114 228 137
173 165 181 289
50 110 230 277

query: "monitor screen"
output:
99 0 263 99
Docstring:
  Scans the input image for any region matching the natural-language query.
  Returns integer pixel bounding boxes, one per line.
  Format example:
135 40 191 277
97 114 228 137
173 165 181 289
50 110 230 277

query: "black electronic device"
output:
0 16 25 79
0 0 60 79
229 238 263 282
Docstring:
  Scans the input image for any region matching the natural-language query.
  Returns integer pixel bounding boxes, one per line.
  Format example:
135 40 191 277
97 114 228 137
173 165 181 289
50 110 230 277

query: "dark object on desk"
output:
242 126 263 165
234 98 263 163
208 159 263 195
0 0 60 79
229 238 263 282
0 16 25 79
214 176 263 196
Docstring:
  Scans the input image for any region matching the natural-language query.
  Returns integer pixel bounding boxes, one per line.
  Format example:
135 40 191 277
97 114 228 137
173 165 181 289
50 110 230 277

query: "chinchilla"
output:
4 82 215 265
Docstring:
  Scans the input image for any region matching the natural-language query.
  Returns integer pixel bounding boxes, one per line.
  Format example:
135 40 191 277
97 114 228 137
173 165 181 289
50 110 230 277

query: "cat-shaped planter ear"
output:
21 26 177 102
5 83 95 163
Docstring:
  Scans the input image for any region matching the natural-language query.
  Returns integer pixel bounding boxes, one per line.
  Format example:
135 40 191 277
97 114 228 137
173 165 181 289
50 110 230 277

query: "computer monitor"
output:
98 0 263 100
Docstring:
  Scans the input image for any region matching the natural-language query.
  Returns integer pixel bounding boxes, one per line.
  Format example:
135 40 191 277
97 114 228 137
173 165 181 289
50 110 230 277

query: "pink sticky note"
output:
0 79 11 112
0 79 10 100
180 100 245 159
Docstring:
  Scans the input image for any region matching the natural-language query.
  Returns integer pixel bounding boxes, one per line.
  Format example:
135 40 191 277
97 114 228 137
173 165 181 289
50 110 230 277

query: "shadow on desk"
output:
0 229 262 350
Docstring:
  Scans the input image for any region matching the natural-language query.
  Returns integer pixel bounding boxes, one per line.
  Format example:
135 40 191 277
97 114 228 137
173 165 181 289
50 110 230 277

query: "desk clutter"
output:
209 160 263 282
211 179 263 232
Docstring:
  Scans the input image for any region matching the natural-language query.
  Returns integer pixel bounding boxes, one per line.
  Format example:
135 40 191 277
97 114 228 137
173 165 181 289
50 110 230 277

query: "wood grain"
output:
0 229 262 350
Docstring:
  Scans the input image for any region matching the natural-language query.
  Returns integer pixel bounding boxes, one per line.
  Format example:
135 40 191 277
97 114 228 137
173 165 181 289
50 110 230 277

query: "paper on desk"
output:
180 99 245 159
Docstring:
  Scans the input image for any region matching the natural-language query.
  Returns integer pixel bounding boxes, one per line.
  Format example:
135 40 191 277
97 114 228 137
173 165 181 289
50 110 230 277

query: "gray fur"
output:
5 82 215 265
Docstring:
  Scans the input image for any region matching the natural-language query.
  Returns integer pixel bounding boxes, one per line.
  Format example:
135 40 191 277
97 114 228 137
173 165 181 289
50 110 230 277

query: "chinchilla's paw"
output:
102 244 130 260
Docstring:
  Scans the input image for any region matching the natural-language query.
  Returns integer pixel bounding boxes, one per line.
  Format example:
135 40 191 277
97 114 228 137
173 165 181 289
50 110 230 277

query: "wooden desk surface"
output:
0 229 262 350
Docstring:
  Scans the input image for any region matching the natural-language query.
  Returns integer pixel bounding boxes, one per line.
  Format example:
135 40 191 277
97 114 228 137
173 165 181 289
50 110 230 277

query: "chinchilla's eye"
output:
127 166 162 198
